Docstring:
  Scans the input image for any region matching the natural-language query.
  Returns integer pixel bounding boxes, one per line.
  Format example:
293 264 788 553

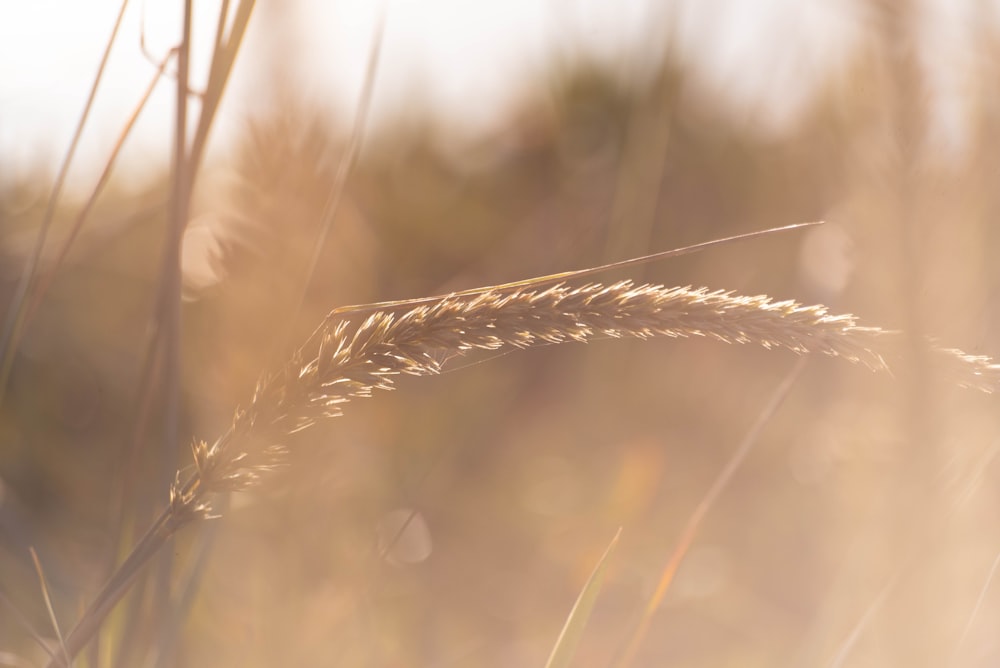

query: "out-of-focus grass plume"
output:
4 1 1000 666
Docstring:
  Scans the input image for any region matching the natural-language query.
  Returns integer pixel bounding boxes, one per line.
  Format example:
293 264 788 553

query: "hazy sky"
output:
0 0 981 192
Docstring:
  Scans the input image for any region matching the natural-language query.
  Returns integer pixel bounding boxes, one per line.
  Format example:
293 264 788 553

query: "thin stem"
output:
0 0 130 407
277 4 386 354
613 357 806 668
186 0 257 188
151 5 254 664
44 505 179 668
301 222 825 349
948 547 1000 667
826 573 899 668
29 549 69 666
150 1 192 663
23 47 178 329
0 586 57 661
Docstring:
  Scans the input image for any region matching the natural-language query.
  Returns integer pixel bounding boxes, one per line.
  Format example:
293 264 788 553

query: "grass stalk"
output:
545 528 622 668
44 506 177 668
28 549 69 667
613 357 806 668
276 3 386 356
148 1 192 663
948 548 1000 667
0 587 56 663
22 46 179 329
39 238 1000 667
826 572 899 668
185 0 256 189
0 0 130 407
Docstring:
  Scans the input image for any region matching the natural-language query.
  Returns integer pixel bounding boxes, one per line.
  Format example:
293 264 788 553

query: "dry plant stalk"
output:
48 277 1000 666
186 279 999 510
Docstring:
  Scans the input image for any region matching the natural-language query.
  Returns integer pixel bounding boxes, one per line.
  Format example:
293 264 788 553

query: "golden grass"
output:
189 278 1000 513
38 243 1000 667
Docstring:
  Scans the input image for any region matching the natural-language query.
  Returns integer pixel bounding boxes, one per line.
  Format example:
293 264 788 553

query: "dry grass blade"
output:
278 4 387 355
186 0 256 184
0 0 131 407
40 8 258 662
317 221 825 324
948 548 1000 667
0 586 57 662
43 508 177 668
29 549 70 667
613 357 805 668
147 4 194 666
545 527 622 668
23 46 178 330
827 572 899 668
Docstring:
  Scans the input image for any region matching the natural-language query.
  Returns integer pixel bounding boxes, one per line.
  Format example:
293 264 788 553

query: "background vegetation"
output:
3 1 1000 666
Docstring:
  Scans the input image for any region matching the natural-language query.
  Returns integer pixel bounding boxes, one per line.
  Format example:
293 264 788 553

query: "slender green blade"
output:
544 528 622 668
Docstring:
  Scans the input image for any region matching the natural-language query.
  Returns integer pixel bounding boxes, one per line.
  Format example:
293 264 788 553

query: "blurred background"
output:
4 0 1000 666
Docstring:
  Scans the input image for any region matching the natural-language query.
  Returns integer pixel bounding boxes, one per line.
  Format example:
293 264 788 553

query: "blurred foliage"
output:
4 3 1000 667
